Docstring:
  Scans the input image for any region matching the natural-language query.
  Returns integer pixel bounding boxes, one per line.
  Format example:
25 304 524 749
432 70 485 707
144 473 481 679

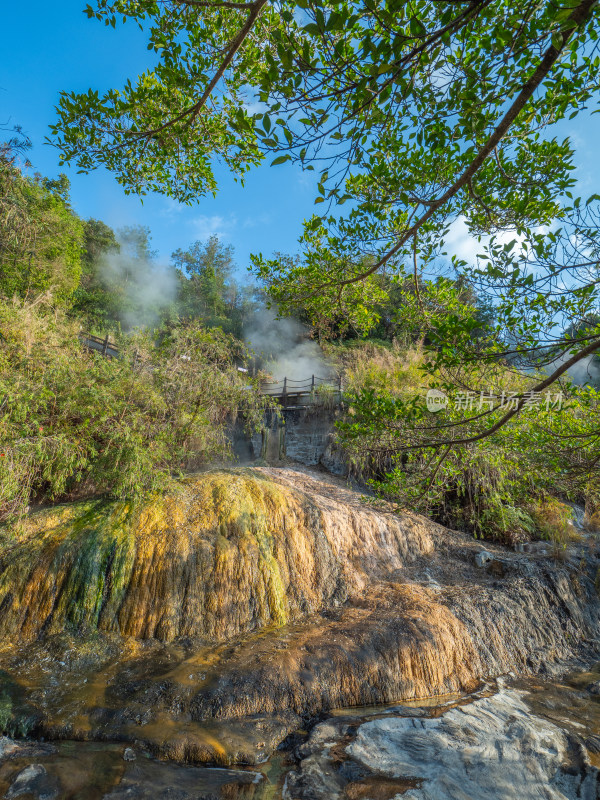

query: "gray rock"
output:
123 747 136 761
419 570 442 591
586 681 600 695
521 541 552 555
585 735 600 754
346 689 597 800
0 737 56 761
295 719 347 759
475 550 494 567
0 737 20 760
283 754 344 800
6 764 60 800
384 705 427 717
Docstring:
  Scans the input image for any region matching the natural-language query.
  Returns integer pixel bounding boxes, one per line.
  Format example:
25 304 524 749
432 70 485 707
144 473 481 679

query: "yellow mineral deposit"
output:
0 468 434 644
0 467 596 768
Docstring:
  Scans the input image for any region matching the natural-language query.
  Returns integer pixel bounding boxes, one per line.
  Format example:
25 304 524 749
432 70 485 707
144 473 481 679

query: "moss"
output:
262 553 288 626
0 470 309 642
0 671 37 738
0 467 434 645
0 688 11 734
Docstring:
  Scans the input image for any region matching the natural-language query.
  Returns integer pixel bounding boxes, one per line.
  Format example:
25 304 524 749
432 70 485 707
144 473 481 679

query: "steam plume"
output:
244 308 332 381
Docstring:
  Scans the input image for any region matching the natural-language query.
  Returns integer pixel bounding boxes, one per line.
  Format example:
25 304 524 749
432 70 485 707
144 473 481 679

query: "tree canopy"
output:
173 234 255 334
0 134 83 304
52 0 600 330
53 0 599 230
47 0 600 509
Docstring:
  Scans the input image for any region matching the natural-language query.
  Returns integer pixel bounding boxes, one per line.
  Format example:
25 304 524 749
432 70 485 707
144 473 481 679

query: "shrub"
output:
530 498 578 550
0 157 83 305
331 339 600 543
0 296 269 521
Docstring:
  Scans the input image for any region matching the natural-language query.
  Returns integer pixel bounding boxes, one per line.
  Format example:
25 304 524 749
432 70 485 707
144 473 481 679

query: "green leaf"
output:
409 17 426 37
270 155 291 165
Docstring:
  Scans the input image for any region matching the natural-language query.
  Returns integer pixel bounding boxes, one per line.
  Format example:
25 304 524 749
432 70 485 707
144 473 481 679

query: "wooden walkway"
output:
79 333 120 359
260 375 343 407
79 333 342 406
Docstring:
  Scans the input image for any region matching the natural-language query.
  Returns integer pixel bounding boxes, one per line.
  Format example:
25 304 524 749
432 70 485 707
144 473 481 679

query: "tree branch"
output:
174 0 255 8
129 0 269 140
302 0 598 296
404 335 600 450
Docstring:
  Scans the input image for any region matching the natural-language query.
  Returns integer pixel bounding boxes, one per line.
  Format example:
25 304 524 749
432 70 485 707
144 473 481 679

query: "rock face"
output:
5 763 60 800
0 468 432 642
347 692 585 800
0 466 599 765
284 686 600 800
232 406 345 471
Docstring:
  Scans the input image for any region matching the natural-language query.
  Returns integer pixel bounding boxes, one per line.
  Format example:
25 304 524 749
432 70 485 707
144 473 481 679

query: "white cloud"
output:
443 216 537 266
243 99 268 115
189 214 237 240
160 197 185 218
444 216 483 264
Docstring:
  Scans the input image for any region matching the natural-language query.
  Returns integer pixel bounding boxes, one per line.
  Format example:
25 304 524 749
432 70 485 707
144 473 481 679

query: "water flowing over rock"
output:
0 466 598 768
284 683 600 800
0 468 433 642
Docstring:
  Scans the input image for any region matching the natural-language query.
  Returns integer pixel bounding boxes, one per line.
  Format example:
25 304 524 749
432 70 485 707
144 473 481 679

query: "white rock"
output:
6 763 59 800
346 689 592 800
474 550 494 567
0 736 19 760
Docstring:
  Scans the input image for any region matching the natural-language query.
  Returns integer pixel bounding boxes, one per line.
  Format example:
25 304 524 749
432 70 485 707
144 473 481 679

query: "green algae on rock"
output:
0 467 599 767
0 468 433 643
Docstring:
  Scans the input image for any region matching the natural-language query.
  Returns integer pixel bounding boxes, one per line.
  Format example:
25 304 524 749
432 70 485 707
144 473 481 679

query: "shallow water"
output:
2 666 599 799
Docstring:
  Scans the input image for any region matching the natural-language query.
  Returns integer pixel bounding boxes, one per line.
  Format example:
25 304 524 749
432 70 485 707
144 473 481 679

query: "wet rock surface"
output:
284 678 600 800
101 761 265 800
0 738 56 762
0 740 270 799
0 467 599 770
5 764 60 800
2 672 600 799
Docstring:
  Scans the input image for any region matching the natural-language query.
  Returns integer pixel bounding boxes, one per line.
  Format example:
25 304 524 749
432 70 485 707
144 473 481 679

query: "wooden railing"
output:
79 333 120 358
260 375 343 406
79 333 342 406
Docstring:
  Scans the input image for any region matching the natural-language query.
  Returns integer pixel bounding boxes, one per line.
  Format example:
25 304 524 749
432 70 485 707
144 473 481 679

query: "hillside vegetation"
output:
327 339 598 545
0 136 269 522
2 130 599 550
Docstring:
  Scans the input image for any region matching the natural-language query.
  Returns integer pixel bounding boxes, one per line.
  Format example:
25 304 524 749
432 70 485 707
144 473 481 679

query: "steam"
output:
244 308 332 381
538 348 600 388
556 352 600 387
99 228 177 331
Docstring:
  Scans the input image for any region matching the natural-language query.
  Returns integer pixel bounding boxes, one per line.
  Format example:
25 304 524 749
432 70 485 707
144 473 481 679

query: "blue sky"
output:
3 1 600 274
1 0 319 276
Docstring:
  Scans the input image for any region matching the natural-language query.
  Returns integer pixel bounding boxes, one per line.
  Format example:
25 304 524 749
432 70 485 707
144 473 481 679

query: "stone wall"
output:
231 406 347 474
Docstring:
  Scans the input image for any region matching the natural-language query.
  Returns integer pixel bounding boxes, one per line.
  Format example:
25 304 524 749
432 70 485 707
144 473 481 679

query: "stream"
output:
1 665 600 799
